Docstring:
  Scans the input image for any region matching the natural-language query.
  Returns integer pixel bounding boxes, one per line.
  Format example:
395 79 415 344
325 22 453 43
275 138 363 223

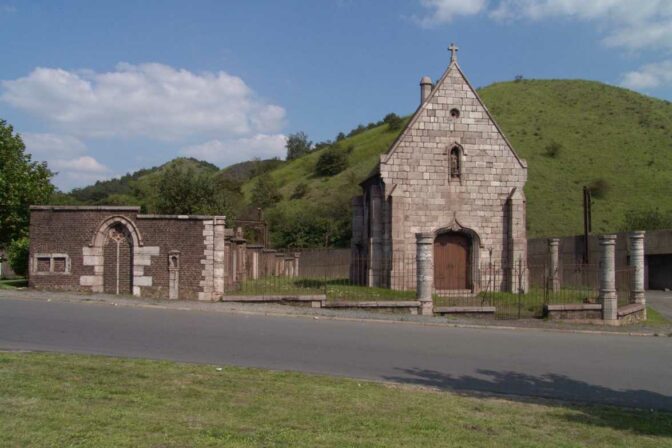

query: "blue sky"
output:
2 0 672 191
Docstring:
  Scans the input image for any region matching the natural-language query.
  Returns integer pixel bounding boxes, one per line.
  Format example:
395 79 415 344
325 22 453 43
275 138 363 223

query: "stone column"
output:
368 185 383 287
628 231 646 309
416 232 434 316
293 252 301 278
548 238 560 293
213 216 226 300
599 235 617 322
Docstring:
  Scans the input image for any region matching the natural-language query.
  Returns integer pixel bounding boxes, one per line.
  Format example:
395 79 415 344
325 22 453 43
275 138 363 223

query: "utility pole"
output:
583 186 592 264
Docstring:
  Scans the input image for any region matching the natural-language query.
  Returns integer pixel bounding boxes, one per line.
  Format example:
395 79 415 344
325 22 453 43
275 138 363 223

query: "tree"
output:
383 113 402 131
7 236 29 277
0 120 54 247
155 165 241 217
315 147 348 176
285 132 312 160
250 173 282 209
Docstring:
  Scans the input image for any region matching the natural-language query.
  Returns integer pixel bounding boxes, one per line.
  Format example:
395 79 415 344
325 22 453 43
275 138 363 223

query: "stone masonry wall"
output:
29 207 213 300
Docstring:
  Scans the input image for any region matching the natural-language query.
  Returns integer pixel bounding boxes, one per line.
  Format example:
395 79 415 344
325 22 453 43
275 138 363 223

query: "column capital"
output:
628 230 646 240
599 234 617 244
415 232 434 244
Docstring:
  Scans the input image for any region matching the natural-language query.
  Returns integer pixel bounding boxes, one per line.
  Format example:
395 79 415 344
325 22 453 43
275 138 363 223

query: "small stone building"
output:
351 47 528 293
28 206 300 300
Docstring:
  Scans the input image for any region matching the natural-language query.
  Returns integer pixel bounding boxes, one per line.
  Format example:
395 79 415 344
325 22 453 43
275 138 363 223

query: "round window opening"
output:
450 108 460 119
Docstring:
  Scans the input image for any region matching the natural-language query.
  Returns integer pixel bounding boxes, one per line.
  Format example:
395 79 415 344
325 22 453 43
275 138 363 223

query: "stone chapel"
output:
351 45 528 294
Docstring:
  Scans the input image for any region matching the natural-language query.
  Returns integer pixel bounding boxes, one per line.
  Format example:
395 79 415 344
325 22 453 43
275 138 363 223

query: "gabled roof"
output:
380 60 526 169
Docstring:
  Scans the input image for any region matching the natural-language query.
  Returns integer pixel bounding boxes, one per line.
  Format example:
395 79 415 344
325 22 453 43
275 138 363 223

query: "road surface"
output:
0 296 670 410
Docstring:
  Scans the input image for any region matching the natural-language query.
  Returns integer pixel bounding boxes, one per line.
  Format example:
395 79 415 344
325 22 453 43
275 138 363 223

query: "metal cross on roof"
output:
448 43 459 63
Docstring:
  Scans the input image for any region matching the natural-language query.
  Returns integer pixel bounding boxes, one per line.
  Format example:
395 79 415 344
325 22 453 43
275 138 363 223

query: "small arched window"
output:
450 147 461 179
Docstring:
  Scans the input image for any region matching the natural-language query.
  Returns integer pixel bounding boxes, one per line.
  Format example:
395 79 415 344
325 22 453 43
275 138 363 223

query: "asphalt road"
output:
1 297 671 410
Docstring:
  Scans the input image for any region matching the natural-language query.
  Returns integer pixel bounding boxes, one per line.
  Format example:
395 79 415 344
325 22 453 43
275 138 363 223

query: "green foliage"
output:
0 120 54 246
250 173 282 209
7 237 29 277
544 141 562 158
268 199 351 248
622 208 672 232
155 164 241 217
290 182 309 200
383 113 403 131
286 132 312 161
588 178 610 199
315 147 348 176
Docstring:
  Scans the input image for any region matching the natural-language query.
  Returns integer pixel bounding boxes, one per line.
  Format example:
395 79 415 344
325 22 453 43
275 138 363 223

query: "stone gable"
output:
352 56 528 293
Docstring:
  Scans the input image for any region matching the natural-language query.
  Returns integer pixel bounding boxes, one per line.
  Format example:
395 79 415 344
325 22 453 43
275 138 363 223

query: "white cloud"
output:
49 156 112 191
22 133 87 158
417 0 487 26
489 0 672 51
181 134 287 166
1 62 286 141
621 60 672 89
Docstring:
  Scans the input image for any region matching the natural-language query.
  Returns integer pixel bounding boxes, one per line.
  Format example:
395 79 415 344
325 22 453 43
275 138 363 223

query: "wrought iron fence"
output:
224 254 634 319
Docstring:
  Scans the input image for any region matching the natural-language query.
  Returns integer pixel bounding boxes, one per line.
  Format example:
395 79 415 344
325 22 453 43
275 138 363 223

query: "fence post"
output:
598 235 617 322
548 238 560 293
416 232 434 316
628 231 646 317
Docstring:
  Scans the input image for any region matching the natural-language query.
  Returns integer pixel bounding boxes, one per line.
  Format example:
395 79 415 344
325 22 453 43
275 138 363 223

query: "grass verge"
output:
1 352 671 447
0 277 27 289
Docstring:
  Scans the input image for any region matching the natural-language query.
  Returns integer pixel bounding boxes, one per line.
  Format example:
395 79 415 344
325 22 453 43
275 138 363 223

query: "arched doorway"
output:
103 223 133 295
434 232 471 290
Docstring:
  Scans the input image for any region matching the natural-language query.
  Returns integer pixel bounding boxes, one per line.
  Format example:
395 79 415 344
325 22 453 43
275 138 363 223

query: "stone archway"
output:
81 215 145 295
433 221 482 293
103 223 133 295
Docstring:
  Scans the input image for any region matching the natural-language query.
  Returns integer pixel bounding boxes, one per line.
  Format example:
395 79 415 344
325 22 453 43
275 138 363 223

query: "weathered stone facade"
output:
29 206 222 300
351 51 528 293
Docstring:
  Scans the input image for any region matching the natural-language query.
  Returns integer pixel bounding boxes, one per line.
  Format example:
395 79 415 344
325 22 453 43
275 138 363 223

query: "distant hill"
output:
63 79 672 243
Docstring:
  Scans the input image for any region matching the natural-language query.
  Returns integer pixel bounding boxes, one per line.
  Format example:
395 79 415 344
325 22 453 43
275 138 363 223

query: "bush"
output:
315 147 348 176
588 179 610 199
544 141 562 158
290 183 309 200
251 173 282 208
7 237 30 277
383 113 402 131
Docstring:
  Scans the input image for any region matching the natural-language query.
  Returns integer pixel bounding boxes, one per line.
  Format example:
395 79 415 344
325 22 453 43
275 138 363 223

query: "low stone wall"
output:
544 303 603 321
617 303 646 325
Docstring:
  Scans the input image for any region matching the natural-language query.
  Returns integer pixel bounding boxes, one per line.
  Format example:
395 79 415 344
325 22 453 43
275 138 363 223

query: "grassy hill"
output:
63 79 672 243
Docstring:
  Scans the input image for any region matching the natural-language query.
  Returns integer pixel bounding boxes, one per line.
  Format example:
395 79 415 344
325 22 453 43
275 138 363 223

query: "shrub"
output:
315 147 348 176
383 113 402 131
544 141 562 158
7 237 30 277
588 179 610 199
290 183 309 200
251 173 282 208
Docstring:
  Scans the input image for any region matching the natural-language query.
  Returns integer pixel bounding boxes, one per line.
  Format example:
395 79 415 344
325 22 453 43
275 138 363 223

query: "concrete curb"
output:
2 291 668 338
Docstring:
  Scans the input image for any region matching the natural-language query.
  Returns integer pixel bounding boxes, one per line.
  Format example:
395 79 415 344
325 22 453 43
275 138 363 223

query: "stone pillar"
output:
507 188 528 293
212 216 226 300
416 232 434 316
168 251 180 300
599 235 617 322
293 252 301 278
548 238 560 293
629 231 646 310
368 185 383 287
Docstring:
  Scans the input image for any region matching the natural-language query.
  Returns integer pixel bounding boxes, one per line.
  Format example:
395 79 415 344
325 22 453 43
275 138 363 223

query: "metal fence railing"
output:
224 255 634 319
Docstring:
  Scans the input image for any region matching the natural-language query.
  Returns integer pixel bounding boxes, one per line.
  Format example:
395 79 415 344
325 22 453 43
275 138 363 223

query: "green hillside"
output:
63 79 672 244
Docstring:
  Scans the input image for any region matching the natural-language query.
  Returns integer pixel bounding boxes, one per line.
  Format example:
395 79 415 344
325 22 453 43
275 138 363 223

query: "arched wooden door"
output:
434 232 471 290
